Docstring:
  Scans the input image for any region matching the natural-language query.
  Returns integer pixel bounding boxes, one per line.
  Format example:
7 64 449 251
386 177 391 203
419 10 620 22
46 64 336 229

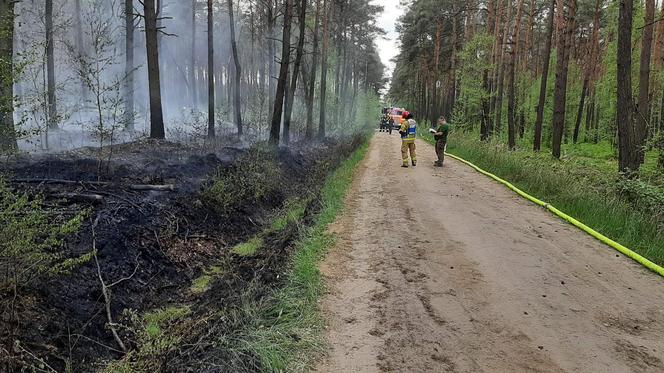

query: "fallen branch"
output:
54 193 105 204
129 184 177 192
12 178 110 186
91 215 128 353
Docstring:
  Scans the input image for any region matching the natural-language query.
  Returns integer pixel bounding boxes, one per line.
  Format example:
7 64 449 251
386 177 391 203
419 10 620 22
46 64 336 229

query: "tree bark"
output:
533 0 555 151
0 0 16 151
124 0 135 131
494 0 513 136
191 0 198 108
283 0 307 145
46 0 57 130
508 0 525 150
635 0 655 166
617 0 636 172
318 0 330 140
144 0 165 139
551 0 576 159
572 78 588 144
228 0 243 137
430 18 442 127
75 0 87 102
206 0 215 138
269 0 293 145
305 0 321 140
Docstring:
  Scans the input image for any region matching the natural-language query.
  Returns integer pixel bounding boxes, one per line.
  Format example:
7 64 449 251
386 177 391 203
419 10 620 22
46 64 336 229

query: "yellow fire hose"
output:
445 152 664 278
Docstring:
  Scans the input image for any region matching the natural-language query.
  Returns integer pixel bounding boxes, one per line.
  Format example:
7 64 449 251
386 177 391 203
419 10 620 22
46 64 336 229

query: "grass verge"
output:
421 131 664 266
240 139 370 372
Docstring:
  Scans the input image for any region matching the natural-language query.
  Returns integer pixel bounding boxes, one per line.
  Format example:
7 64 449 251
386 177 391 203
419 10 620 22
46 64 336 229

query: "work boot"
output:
401 164 409 168
434 161 443 167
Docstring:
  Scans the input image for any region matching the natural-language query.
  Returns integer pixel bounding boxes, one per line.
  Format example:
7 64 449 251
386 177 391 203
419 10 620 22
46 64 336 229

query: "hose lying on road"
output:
445 152 664 278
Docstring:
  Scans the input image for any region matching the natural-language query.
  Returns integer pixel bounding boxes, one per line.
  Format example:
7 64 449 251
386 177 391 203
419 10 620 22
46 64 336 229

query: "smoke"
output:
12 0 385 153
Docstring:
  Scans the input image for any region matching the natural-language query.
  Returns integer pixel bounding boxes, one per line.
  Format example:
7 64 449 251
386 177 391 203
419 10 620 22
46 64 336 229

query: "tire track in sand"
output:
317 133 664 373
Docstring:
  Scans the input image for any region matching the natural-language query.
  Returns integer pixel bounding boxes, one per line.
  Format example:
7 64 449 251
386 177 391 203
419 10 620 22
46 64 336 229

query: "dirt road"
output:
318 134 664 373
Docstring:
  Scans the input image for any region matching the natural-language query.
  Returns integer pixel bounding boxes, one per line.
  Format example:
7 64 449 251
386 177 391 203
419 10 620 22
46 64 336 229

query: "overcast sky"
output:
372 0 402 88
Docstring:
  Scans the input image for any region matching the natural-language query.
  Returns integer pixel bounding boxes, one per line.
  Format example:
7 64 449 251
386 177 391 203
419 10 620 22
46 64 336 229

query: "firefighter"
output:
433 116 450 167
399 112 417 167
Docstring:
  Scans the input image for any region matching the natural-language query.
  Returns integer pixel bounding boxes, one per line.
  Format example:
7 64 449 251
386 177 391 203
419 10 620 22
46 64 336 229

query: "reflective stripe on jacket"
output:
400 119 417 142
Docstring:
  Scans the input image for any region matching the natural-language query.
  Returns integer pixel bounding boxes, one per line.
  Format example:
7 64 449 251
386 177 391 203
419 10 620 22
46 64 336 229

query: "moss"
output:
232 237 263 257
190 266 222 294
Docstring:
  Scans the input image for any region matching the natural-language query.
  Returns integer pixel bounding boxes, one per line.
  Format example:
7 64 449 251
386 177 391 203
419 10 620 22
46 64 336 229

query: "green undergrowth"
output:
189 265 223 294
421 131 664 266
240 140 370 372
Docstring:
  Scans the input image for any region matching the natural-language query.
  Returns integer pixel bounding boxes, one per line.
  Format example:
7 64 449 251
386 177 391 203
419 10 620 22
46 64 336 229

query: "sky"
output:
372 0 402 89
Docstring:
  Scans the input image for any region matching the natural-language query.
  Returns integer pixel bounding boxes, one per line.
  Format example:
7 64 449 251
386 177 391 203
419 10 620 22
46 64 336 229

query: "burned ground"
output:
0 136 364 372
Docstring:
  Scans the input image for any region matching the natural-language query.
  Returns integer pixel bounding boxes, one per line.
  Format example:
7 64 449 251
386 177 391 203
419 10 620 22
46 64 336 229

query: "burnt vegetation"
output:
0 135 366 371
0 0 384 370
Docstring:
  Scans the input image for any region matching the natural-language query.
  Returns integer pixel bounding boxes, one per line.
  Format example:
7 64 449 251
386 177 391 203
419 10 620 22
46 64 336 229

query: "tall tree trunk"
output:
430 18 442 127
508 0 524 150
267 0 276 115
46 0 57 130
572 78 588 143
617 0 636 172
75 0 87 102
124 0 135 131
318 0 329 140
283 0 307 145
228 0 243 136
207 0 215 138
585 91 594 142
144 0 165 139
574 0 601 144
551 0 576 158
191 0 198 108
305 0 321 140
482 0 497 140
0 0 16 151
488 0 503 135
534 0 555 151
494 0 513 136
269 0 293 145
635 0 655 166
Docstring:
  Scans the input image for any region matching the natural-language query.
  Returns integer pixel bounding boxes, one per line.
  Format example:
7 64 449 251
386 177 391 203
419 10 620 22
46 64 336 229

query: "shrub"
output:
202 144 283 215
0 178 86 297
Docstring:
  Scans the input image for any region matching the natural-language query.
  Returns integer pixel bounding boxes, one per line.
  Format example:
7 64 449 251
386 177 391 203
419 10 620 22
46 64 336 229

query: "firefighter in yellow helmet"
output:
399 112 417 167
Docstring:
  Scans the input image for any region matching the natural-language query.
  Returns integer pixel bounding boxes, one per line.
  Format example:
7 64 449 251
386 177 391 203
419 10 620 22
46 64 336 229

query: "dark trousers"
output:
435 139 446 164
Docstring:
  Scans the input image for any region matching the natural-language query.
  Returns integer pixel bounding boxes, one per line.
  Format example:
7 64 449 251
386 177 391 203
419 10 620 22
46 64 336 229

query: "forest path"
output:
317 133 664 373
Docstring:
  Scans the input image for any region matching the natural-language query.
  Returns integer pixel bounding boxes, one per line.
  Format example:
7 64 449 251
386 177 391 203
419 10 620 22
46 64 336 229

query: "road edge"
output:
437 145 664 278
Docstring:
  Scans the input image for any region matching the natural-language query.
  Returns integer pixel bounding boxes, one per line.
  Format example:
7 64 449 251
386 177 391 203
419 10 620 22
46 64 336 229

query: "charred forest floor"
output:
0 135 367 372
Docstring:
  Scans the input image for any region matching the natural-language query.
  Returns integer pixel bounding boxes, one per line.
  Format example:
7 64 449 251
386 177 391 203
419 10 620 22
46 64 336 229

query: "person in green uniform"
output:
433 116 450 167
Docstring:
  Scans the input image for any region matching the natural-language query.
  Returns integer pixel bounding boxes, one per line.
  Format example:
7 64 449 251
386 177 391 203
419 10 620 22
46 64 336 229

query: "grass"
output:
189 265 222 294
233 237 264 256
421 130 664 266
270 198 307 232
238 140 370 372
102 138 371 372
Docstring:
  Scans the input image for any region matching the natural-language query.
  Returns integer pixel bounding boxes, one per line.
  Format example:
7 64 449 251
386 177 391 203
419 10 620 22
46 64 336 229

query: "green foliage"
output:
202 144 283 215
106 306 192 373
232 237 263 257
0 178 85 294
270 198 307 232
240 140 370 372
455 32 494 129
190 265 222 294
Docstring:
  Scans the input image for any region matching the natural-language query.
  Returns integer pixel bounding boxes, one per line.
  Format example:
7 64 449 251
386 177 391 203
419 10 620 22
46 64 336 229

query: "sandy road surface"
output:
318 133 664 373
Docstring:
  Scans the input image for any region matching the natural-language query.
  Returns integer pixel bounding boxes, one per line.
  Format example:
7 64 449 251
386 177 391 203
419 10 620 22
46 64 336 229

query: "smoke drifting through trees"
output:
1 0 386 152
